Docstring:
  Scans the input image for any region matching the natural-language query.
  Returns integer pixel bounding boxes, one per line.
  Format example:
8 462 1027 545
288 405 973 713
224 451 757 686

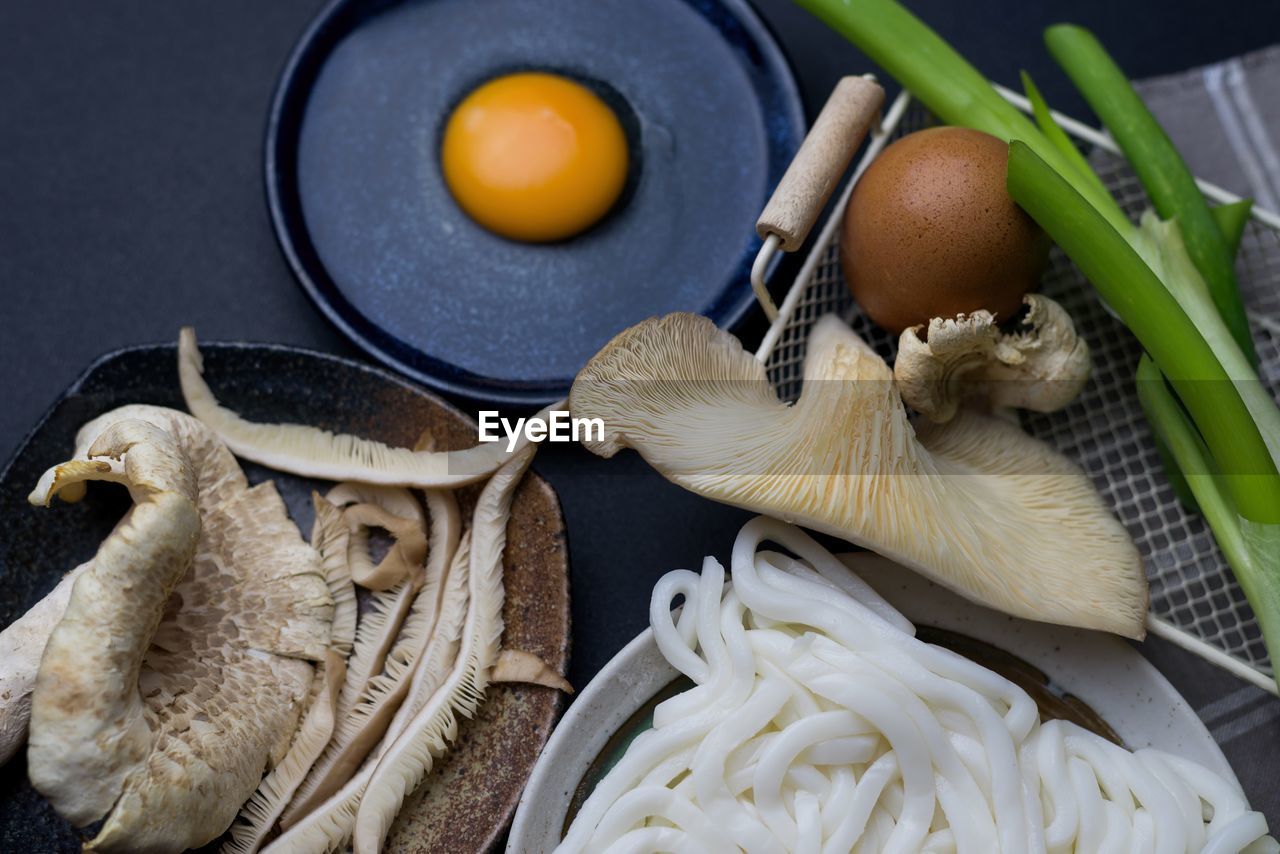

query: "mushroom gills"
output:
279 489 461 829
222 653 346 854
270 531 474 850
569 313 1146 638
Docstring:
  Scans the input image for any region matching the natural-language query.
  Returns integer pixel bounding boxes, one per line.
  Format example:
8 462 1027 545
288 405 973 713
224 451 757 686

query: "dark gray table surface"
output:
3 0 1279 825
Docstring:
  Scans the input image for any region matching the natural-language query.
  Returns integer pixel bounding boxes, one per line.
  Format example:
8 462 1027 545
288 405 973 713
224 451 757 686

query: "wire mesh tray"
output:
755 88 1280 693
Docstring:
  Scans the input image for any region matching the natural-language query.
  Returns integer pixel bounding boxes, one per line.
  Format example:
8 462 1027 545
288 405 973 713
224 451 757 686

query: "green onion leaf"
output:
1212 198 1255 258
1020 70 1112 203
1007 142 1280 524
1137 356 1280 680
1045 24 1256 364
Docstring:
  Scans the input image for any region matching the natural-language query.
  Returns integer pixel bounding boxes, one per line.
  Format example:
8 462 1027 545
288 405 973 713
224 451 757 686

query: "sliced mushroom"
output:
278 490 461 829
353 446 535 853
282 576 416 823
895 293 1091 422
311 494 357 656
269 533 474 851
25 408 333 852
179 327 560 488
327 482 425 527
279 493 435 822
0 560 90 766
569 313 1145 638
491 650 573 693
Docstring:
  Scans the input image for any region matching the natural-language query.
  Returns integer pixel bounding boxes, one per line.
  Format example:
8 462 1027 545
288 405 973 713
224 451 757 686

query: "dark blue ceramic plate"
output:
266 0 803 404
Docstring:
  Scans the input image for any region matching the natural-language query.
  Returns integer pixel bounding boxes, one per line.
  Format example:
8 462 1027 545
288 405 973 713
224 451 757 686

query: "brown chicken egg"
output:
839 126 1049 334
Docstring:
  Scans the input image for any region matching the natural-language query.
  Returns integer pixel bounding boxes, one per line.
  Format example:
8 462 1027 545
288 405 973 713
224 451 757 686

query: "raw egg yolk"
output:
441 72 629 243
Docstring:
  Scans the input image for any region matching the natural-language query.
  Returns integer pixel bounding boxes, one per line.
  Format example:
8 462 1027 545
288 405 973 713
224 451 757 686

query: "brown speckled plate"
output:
0 342 569 853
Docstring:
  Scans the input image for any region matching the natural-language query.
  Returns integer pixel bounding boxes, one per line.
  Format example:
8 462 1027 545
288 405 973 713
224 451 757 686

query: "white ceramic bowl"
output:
508 553 1232 852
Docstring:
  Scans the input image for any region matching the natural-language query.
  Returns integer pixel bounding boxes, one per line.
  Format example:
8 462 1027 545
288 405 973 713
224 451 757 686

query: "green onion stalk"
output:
1044 25 1256 364
794 0 1280 673
1136 356 1280 669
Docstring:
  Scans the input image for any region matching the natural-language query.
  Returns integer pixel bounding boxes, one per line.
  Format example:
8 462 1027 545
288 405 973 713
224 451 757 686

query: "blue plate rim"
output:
263 0 805 406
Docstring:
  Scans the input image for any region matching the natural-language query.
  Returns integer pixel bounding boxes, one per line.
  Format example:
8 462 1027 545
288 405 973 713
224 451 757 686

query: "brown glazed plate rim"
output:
0 341 569 853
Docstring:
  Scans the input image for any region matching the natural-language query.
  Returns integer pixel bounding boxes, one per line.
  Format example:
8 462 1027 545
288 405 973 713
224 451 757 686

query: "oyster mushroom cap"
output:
569 313 1146 638
26 407 334 852
895 294 1091 422
311 493 358 656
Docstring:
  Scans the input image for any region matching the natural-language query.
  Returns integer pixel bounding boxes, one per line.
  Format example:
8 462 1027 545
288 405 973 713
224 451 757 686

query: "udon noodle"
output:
559 517 1275 854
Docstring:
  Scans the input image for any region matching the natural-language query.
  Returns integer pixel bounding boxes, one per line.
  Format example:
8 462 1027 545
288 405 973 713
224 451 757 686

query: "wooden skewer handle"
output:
756 76 885 252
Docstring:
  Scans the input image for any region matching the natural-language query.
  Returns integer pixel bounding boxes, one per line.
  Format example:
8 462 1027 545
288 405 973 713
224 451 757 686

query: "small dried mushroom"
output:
894 293 1091 423
491 650 574 692
270 447 537 853
23 406 333 852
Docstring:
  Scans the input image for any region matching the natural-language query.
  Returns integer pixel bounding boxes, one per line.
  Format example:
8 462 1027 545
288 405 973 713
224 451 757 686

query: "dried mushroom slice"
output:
270 532 473 851
281 580 417 826
353 446 535 852
26 409 333 853
327 483 428 592
312 493 358 656
279 489 461 831
326 482 425 528
274 448 534 853
341 502 428 591
491 649 573 693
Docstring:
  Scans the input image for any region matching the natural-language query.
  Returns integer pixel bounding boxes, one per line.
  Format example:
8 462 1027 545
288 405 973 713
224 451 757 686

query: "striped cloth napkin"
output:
1120 42 1280 823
